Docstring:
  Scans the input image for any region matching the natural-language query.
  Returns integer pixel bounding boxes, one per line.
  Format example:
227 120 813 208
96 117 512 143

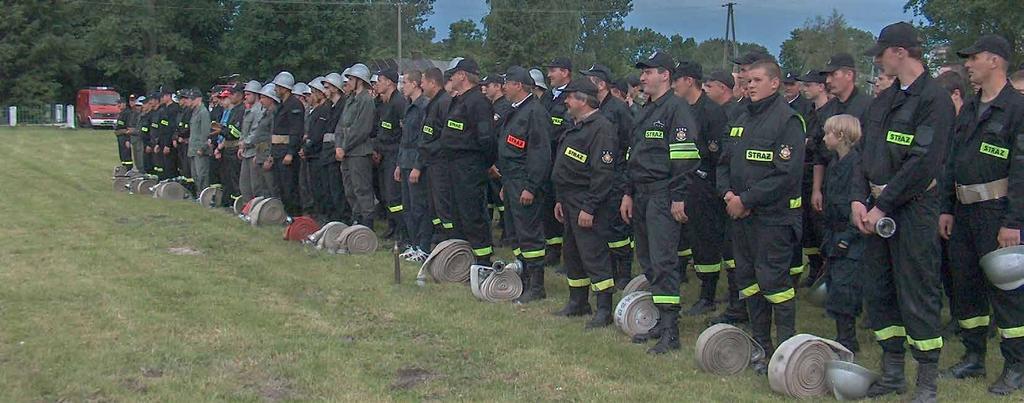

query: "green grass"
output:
0 126 1010 401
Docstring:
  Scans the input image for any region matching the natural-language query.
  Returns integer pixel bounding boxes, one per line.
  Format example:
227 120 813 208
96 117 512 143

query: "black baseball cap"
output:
580 64 613 84
147 92 161 101
796 69 826 84
783 71 800 84
731 50 772 65
180 88 202 99
612 78 629 94
544 56 573 71
821 53 857 73
673 60 703 81
636 51 675 71
377 68 399 84
707 70 735 89
626 74 640 87
503 66 534 86
562 78 598 98
865 22 922 57
446 58 480 76
957 34 1012 61
481 74 504 86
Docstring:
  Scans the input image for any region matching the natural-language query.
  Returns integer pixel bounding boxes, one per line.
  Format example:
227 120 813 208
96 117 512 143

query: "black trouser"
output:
826 255 863 318
152 145 168 179
733 213 801 351
271 145 300 216
177 142 191 180
800 166 824 280
220 146 241 207
542 179 563 263
401 168 433 252
563 194 614 292
487 177 505 238
863 190 943 364
950 201 1024 364
116 134 133 169
159 145 178 180
379 150 405 242
319 146 350 223
449 152 493 262
633 181 682 311
144 148 155 175
299 156 317 216
688 176 727 302
604 191 633 276
426 157 458 239
503 177 547 265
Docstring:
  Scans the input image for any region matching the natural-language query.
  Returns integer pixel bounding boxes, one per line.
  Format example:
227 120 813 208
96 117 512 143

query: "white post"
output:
7 106 15 126
66 105 75 128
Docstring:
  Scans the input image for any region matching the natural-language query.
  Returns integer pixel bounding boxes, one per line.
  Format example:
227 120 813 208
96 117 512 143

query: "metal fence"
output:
1 104 75 127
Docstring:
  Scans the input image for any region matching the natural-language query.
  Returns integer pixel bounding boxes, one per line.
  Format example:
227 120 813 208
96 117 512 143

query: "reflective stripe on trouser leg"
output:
632 187 681 309
503 177 545 263
450 153 494 259
562 199 614 292
950 203 1004 355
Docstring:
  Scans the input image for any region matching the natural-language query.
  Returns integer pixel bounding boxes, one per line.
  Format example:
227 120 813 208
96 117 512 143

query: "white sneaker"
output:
399 246 415 259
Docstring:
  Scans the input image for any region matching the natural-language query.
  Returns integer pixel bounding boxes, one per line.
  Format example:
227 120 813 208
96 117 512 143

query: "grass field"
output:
0 127 1011 401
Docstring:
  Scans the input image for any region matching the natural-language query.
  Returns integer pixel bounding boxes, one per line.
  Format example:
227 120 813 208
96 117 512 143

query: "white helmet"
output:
344 64 372 84
272 71 295 90
309 77 326 93
370 74 379 84
243 80 262 93
293 82 311 96
982 245 1024 291
530 68 548 90
324 73 344 89
257 83 280 103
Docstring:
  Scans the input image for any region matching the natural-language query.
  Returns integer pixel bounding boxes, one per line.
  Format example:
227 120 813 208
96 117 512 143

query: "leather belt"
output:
614 291 659 337
695 324 765 375
869 179 936 198
271 135 290 144
957 177 1008 204
418 239 474 283
768 334 855 398
322 133 335 143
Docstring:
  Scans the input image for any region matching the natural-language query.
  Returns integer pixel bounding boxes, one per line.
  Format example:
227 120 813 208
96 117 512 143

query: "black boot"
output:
942 352 986 379
835 315 860 353
911 362 938 403
647 307 680 354
685 298 716 316
585 290 614 329
611 254 631 291
515 264 546 304
866 351 907 397
679 259 690 284
773 300 796 344
989 362 1024 396
553 286 591 317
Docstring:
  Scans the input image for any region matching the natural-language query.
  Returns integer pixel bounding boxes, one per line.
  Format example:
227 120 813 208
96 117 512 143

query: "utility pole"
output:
397 2 403 62
721 2 738 71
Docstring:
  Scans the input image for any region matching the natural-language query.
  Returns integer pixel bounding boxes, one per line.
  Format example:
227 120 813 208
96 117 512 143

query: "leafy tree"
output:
440 19 486 62
778 10 876 77
905 0 1024 67
0 1 91 107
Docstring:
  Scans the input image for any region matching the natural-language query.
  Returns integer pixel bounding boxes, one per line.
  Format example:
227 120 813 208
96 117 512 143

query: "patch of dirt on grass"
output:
140 367 163 378
167 247 202 256
390 366 440 390
247 377 294 402
120 378 148 393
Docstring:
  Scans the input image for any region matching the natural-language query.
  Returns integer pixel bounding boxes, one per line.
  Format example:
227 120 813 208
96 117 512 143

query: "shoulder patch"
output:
779 144 792 161
675 127 688 141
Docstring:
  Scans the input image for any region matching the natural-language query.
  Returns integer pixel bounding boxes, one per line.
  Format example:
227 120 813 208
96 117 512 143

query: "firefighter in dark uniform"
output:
320 72 350 223
441 58 496 265
175 91 193 185
784 71 814 118
804 53 873 286
482 74 510 244
580 64 635 289
853 22 954 401
151 91 175 179
304 79 334 222
672 60 730 316
418 68 453 238
717 60 805 374
141 94 160 175
114 95 136 171
940 34 1024 396
373 68 408 241
269 72 305 216
216 85 245 206
622 51 701 354
542 57 574 270
552 78 619 328
495 66 551 304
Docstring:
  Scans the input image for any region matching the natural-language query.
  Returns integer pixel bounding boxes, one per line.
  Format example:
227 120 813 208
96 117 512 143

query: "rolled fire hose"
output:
233 195 252 215
418 239 474 283
198 186 224 208
768 334 855 399
112 176 131 193
614 291 659 337
283 216 320 242
249 197 287 226
240 196 265 220
470 261 523 302
112 165 129 177
312 221 349 252
138 179 158 196
152 181 188 200
695 324 766 375
622 274 650 295
336 224 378 254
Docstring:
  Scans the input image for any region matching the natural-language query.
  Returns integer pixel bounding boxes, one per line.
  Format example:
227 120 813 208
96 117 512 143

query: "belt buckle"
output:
695 169 708 179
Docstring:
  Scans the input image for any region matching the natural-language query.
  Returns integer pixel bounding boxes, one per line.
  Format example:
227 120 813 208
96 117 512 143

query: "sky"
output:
425 0 919 55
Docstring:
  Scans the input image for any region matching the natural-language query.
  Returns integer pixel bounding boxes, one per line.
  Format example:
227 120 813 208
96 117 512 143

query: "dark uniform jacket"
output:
222 104 244 147
141 111 158 146
374 91 408 155
304 103 334 159
115 108 139 136
941 82 1024 229
419 90 452 162
717 93 806 221
399 94 430 170
851 73 955 214
626 91 701 203
691 92 729 186
273 94 306 156
176 107 192 144
788 94 814 120
810 86 872 166
598 94 635 197
492 96 512 130
543 86 571 141
496 94 552 195
318 97 346 166
440 85 495 163
552 111 619 215
823 149 864 258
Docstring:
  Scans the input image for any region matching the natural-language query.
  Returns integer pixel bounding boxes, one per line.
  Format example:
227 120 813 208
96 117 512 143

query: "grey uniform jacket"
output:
334 90 376 157
249 104 275 162
188 104 212 157
241 102 265 159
